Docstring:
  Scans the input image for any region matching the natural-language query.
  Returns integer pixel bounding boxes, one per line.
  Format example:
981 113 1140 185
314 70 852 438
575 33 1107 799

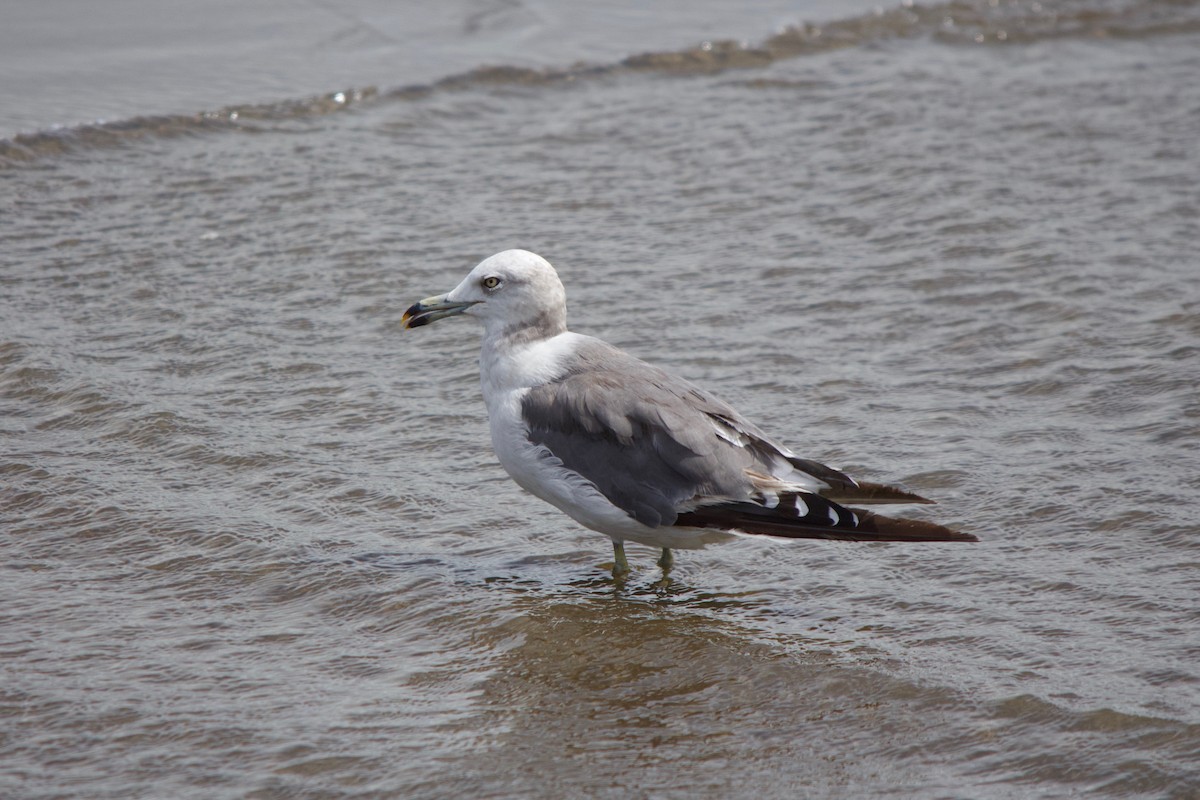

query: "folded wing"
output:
520 338 973 542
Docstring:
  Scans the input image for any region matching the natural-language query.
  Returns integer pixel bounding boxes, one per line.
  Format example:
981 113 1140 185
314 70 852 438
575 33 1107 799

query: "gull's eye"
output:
482 276 501 290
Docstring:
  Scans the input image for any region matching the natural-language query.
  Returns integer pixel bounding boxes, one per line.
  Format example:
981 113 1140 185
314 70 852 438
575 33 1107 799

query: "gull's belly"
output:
485 389 734 550
488 391 643 538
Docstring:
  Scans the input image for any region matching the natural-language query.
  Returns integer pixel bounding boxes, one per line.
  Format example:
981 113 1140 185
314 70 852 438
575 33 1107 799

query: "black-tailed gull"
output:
403 249 976 578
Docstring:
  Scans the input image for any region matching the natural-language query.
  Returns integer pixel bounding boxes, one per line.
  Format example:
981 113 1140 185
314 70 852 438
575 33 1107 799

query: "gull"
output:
402 249 976 578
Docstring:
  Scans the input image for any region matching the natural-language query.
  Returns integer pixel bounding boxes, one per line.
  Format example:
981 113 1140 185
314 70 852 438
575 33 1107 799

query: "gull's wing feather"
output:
520 338 965 540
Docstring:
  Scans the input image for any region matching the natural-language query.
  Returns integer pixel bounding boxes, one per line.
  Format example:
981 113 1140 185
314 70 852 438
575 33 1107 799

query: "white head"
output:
402 250 568 342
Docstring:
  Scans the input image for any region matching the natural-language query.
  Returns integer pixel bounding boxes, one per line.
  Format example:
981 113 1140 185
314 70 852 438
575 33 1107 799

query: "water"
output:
0 0 875 139
3 1 1199 798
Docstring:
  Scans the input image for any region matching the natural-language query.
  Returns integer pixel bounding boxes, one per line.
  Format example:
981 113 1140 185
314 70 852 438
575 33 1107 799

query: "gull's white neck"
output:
479 329 581 415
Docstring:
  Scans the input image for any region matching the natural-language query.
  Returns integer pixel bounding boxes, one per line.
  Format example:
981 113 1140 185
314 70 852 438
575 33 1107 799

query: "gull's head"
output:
403 249 567 339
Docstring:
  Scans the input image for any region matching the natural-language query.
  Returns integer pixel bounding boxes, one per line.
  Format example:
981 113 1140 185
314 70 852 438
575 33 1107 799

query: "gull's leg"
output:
612 540 630 579
656 547 673 574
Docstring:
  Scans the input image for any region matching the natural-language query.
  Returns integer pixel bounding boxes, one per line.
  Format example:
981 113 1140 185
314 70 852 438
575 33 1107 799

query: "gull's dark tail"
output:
784 456 940 506
675 490 977 543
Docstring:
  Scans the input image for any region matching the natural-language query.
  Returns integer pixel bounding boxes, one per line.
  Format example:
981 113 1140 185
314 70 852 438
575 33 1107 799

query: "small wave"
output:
3 0 1197 166
0 87 381 166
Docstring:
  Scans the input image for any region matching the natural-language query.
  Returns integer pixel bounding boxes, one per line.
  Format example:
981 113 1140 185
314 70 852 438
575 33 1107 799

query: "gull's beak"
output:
402 294 478 329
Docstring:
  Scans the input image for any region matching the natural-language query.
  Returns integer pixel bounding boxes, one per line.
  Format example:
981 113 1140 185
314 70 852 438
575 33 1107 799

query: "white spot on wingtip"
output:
793 495 808 517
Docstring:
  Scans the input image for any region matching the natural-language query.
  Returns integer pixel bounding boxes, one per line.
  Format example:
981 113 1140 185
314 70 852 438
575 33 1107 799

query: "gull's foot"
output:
656 547 674 574
651 547 675 589
598 560 631 578
609 541 631 581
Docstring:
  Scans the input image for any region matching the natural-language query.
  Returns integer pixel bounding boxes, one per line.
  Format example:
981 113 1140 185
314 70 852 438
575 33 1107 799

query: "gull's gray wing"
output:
520 338 968 542
519 338 833 527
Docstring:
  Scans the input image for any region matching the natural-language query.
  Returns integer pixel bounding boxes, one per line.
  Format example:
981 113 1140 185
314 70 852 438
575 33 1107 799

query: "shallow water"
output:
3 1 1199 798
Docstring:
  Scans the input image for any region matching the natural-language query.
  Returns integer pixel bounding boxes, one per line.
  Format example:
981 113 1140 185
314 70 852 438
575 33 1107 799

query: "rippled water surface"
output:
3 2 1199 798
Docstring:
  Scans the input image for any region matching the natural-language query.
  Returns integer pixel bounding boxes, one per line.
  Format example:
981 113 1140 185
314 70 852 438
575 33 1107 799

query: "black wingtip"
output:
675 492 976 543
852 508 977 542
822 480 938 506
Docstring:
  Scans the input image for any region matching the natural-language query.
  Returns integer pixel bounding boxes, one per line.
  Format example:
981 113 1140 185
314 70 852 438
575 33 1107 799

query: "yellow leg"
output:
612 541 630 579
656 547 674 574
